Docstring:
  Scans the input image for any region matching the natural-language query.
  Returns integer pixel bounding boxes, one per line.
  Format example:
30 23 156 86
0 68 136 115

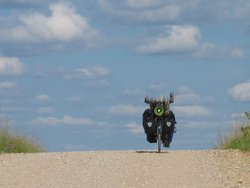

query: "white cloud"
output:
109 104 144 116
231 113 245 119
173 105 213 117
148 82 166 91
68 96 82 102
136 25 201 54
175 92 201 105
194 43 244 59
35 94 51 102
62 65 111 88
123 88 145 96
63 116 93 126
98 0 180 22
126 0 160 9
0 82 17 89
182 121 223 129
0 57 25 75
37 107 54 114
96 0 249 60
228 81 250 101
76 66 110 79
88 79 110 88
175 86 213 105
0 2 98 46
229 1 250 21
65 65 111 80
98 0 250 24
230 113 248 125
230 49 244 59
175 86 201 104
33 115 94 126
1 106 26 113
126 122 144 134
132 5 180 22
193 43 216 58
33 116 61 126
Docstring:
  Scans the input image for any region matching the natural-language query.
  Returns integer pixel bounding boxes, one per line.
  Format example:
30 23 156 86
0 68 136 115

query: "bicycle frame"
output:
156 118 163 153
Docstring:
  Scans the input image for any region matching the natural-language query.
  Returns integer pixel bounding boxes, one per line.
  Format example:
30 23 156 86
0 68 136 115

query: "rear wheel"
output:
157 126 161 153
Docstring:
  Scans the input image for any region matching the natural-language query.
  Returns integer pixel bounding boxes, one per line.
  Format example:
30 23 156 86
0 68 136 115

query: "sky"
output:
0 0 250 152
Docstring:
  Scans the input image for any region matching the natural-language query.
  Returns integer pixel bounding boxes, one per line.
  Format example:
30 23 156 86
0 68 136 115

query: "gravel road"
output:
0 150 249 188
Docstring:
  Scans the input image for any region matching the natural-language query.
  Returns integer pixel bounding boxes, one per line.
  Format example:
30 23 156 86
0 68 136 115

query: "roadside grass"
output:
217 124 250 151
0 121 45 153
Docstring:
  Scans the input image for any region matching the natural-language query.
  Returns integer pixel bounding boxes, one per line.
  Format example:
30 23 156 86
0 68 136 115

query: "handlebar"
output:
145 93 174 104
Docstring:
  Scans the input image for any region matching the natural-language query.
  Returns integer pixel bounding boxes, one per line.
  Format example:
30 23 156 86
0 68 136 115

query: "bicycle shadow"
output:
136 150 169 154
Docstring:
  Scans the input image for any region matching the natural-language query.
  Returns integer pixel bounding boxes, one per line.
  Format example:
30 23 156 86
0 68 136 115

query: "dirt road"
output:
0 150 249 188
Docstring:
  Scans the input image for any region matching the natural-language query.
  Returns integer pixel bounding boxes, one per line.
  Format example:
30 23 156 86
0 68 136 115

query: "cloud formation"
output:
62 65 111 88
193 43 244 59
78 66 111 79
35 94 51 102
182 120 223 129
123 88 145 96
96 0 244 58
173 105 213 117
65 65 111 80
98 0 250 24
0 57 25 75
126 122 144 134
98 0 179 23
33 115 94 126
0 2 99 54
0 82 17 89
126 0 160 9
175 87 201 104
136 25 201 54
109 104 144 117
175 86 213 105
228 81 250 101
37 107 54 114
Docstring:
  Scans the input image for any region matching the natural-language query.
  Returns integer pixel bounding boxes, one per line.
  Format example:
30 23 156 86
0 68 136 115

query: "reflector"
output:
154 105 164 117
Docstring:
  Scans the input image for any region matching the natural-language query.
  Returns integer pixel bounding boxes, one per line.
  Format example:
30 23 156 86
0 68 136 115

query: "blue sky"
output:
0 0 250 151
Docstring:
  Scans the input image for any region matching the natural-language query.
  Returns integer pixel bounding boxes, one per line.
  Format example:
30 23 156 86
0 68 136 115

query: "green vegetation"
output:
0 117 45 153
221 125 250 151
218 112 250 151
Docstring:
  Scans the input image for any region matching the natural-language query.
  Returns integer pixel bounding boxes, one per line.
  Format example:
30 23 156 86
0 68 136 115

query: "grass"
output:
0 120 45 153
217 124 250 151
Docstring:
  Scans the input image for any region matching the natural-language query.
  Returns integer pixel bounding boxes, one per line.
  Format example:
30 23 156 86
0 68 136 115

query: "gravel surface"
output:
0 150 249 188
